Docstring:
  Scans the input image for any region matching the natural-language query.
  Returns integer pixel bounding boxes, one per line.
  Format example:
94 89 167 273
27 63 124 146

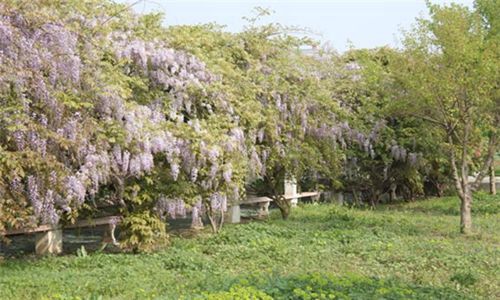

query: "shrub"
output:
119 211 168 252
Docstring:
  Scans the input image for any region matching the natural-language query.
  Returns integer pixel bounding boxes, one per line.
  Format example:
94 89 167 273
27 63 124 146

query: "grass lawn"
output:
0 193 499 299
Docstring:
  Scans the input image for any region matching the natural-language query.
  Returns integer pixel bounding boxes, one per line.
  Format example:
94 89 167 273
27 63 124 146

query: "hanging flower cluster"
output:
0 1 426 233
390 143 422 166
0 3 245 228
0 7 90 224
155 196 186 220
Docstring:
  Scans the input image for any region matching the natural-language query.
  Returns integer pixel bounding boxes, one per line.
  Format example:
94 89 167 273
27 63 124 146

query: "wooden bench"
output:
2 216 121 255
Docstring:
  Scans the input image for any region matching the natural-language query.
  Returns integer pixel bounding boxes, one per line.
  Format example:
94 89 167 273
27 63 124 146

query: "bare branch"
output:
472 131 499 190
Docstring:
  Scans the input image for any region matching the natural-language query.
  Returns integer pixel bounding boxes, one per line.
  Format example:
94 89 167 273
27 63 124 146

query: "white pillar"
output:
228 205 241 223
35 227 62 255
335 192 344 205
285 177 298 207
190 206 204 230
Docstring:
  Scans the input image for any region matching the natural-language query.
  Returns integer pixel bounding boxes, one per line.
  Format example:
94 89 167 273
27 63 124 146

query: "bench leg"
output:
258 202 270 218
191 207 204 230
191 217 204 230
228 205 241 224
102 223 119 246
35 228 62 255
336 192 344 205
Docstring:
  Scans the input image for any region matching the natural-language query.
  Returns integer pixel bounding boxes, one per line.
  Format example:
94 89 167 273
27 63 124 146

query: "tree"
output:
389 1 499 233
476 0 500 196
167 18 346 220
336 48 430 205
0 0 247 246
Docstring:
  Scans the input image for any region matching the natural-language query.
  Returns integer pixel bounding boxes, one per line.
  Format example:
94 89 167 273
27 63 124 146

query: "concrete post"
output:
35 227 62 255
228 205 241 224
335 192 344 205
191 206 204 230
285 177 298 207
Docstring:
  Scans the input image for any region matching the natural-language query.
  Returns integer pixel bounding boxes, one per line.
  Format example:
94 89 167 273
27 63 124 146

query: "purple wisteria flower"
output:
223 164 233 183
210 192 227 212
66 175 86 205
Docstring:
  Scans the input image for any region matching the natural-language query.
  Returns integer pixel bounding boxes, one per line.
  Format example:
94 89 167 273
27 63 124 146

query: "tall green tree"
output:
476 0 500 196
390 1 499 233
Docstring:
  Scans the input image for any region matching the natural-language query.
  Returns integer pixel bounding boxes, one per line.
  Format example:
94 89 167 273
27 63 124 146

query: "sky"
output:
118 0 474 52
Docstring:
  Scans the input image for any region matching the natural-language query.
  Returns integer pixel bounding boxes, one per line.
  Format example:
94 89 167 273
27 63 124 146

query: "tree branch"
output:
448 135 465 198
407 113 446 128
472 131 498 190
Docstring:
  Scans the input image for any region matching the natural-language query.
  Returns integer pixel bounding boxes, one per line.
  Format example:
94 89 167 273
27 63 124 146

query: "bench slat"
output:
242 191 319 204
243 196 272 204
66 216 121 229
2 216 122 236
283 191 320 200
3 224 56 236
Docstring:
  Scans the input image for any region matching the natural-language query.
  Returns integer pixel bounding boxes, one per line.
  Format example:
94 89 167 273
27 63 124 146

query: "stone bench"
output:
289 191 320 200
242 196 273 218
2 216 121 255
228 191 321 223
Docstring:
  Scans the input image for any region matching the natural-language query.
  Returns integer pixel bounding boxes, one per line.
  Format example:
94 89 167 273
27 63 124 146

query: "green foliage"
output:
0 0 497 256
202 286 273 300
450 271 478 288
167 17 348 220
76 246 88 258
384 192 499 216
119 211 168 253
257 273 470 300
1 196 498 299
359 0 500 232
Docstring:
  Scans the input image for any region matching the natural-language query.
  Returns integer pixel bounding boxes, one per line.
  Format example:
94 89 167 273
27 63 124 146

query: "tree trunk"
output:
449 134 473 235
206 205 223 234
272 187 291 220
490 166 496 195
436 183 444 197
370 188 380 208
390 184 397 202
207 213 218 234
218 211 225 232
352 189 360 206
278 204 290 220
112 175 127 207
460 188 472 234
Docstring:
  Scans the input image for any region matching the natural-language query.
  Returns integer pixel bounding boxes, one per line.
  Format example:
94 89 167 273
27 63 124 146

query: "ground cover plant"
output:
0 0 498 299
1 193 498 299
1 0 498 248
